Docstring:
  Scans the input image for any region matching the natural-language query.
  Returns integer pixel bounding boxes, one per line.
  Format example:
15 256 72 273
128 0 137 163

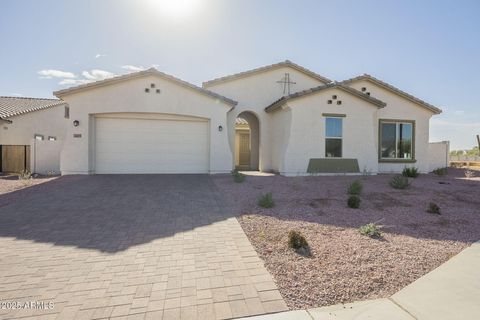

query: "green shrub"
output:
232 171 246 183
288 230 308 249
427 202 441 214
18 170 32 180
402 167 419 178
359 223 382 238
389 175 410 189
432 167 448 176
258 193 274 208
347 195 361 208
347 180 363 195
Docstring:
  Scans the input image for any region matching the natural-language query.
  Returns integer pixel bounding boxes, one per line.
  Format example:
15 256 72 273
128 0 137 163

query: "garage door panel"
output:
95 117 209 174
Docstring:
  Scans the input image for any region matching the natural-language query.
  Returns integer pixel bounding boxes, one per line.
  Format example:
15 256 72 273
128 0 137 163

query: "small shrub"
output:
389 175 410 189
427 202 441 214
258 193 274 208
402 167 419 178
432 167 447 176
464 170 475 178
18 170 32 180
347 180 363 195
347 195 361 208
359 223 382 238
288 230 308 249
232 171 246 183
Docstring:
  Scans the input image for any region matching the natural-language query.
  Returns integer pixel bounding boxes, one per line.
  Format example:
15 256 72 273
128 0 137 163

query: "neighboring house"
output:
46 60 443 175
0 96 67 174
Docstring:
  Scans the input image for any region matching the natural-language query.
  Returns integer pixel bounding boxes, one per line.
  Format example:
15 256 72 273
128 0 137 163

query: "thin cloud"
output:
58 79 91 86
121 65 146 72
95 54 107 59
58 69 115 86
431 118 480 128
82 69 115 81
38 69 76 79
10 93 23 96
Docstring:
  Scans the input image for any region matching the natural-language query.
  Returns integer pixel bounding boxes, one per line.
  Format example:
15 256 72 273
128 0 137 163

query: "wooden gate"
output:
1 145 30 173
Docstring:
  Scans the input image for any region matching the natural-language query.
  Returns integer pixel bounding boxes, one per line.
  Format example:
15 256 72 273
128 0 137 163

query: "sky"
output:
1 0 479 150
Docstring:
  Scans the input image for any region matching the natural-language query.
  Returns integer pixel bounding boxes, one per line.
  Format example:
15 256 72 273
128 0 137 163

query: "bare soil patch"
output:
0 175 57 195
213 168 480 309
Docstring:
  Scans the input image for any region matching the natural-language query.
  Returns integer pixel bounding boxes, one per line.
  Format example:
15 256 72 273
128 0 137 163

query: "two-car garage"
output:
94 115 209 174
55 69 235 175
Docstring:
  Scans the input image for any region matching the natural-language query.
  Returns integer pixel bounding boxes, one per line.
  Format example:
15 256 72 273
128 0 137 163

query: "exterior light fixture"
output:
73 120 80 127
218 125 223 132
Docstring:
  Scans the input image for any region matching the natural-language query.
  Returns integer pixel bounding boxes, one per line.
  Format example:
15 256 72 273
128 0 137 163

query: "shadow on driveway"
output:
0 174 235 253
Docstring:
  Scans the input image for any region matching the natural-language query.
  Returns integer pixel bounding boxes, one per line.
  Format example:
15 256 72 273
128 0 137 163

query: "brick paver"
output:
0 175 287 319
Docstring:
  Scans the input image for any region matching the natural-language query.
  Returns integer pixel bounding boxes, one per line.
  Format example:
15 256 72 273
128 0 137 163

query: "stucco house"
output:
2 60 447 176
0 97 67 174
53 60 444 175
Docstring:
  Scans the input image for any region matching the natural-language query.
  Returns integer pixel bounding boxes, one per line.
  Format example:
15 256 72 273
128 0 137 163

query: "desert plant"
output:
432 167 448 176
389 175 410 189
232 171 246 183
427 202 441 214
288 230 308 249
347 195 361 208
18 170 32 180
258 193 274 208
359 223 382 238
464 170 475 178
402 167 419 178
347 180 363 195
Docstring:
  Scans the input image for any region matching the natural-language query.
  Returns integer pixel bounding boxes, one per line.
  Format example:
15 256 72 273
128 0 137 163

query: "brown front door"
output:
238 132 250 167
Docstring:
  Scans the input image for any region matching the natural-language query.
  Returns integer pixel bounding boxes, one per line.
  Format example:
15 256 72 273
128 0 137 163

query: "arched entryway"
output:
235 111 259 171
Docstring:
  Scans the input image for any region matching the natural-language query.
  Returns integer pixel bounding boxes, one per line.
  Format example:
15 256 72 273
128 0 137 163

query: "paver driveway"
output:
0 175 287 320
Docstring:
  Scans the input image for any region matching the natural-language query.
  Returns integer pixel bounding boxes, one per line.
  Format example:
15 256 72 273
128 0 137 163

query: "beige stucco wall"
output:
347 80 435 173
58 74 233 175
0 104 67 145
428 141 450 171
0 105 67 174
205 66 326 171
279 88 379 175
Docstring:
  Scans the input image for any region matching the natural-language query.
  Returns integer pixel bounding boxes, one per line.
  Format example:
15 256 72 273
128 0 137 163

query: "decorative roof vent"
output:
327 100 332 104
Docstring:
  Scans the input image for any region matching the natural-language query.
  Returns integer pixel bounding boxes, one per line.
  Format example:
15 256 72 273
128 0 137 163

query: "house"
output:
25 60 444 175
0 97 67 174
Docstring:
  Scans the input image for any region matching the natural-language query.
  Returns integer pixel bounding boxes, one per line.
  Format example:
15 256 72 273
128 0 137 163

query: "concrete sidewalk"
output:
238 241 480 320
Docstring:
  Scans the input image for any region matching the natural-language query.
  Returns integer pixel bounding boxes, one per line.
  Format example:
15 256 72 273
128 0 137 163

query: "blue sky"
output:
1 0 479 149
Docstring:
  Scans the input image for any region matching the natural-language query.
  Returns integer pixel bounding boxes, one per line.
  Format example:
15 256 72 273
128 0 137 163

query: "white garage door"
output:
95 117 209 174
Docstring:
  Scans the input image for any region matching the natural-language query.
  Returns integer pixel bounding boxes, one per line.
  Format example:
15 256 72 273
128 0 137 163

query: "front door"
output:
238 132 250 167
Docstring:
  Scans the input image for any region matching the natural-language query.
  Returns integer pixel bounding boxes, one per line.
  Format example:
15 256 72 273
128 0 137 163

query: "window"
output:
325 117 342 157
64 106 70 119
34 134 44 141
48 136 57 141
380 121 414 160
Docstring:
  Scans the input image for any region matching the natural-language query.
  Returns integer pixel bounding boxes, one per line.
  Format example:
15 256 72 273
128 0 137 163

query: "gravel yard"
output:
213 168 480 309
0 175 57 195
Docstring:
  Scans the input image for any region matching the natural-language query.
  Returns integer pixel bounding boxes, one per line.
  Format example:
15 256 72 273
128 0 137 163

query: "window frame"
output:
378 119 416 163
48 136 57 141
34 134 44 141
325 116 344 158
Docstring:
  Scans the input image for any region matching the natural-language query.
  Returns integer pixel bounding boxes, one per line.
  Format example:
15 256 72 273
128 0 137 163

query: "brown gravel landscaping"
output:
0 175 57 195
213 168 480 309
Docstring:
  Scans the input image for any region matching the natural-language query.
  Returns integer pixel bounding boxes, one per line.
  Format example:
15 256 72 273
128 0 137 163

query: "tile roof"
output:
202 60 331 87
0 96 66 119
54 68 238 107
341 74 442 114
265 82 387 113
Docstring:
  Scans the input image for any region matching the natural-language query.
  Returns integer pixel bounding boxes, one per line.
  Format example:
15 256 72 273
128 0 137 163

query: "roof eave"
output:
203 60 331 88
342 75 442 114
53 69 238 107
